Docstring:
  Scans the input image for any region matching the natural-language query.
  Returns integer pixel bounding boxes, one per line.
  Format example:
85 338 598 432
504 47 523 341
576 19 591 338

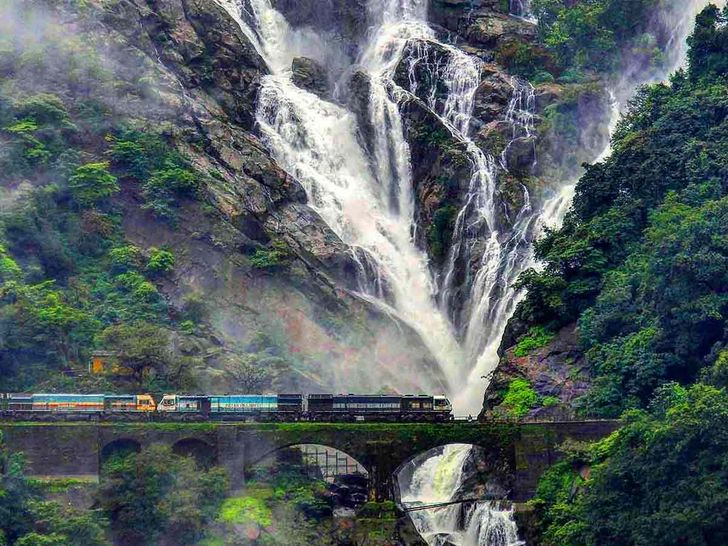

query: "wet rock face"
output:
472 66 514 128
463 11 537 49
292 56 330 98
271 0 367 49
345 70 375 154
483 324 593 419
397 94 473 264
330 474 369 510
429 0 509 35
430 0 535 49
104 0 268 129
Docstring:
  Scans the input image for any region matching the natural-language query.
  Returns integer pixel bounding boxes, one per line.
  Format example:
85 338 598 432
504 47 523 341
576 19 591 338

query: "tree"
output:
224 354 272 393
98 444 227 546
0 432 109 546
99 322 172 382
533 385 728 546
68 162 119 207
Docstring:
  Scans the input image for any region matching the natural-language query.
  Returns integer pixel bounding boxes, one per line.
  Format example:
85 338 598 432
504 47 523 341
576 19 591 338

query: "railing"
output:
454 415 620 425
402 497 486 512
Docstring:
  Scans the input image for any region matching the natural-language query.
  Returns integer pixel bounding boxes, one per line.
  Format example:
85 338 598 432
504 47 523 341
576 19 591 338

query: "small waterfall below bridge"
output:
399 444 524 546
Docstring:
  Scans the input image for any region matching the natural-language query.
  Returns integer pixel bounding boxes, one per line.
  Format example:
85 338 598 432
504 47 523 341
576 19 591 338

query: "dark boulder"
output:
291 57 330 98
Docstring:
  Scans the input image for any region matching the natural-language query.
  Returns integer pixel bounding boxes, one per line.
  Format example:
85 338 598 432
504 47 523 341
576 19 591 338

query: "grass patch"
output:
218 491 273 527
514 326 556 357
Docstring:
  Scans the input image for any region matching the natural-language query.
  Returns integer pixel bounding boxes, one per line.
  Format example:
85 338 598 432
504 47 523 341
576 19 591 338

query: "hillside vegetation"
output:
510 6 728 545
513 4 728 417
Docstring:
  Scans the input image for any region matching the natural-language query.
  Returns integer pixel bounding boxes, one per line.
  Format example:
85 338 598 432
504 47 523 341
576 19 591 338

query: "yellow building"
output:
89 351 133 376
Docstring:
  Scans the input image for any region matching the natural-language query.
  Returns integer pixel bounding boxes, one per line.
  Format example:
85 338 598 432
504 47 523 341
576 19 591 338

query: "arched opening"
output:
251 444 371 514
172 438 216 469
394 444 519 546
101 439 141 466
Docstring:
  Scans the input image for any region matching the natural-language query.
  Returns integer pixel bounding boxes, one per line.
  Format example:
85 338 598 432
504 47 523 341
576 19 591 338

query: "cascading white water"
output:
509 0 536 23
217 0 466 393
400 444 524 546
216 0 718 410
214 0 714 543
395 36 542 414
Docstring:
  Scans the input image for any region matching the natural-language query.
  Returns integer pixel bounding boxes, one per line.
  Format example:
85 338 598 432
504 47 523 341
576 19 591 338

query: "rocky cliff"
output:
1 0 447 394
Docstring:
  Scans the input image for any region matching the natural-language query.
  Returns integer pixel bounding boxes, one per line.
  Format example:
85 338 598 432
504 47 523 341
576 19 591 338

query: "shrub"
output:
146 248 175 275
427 205 458 260
99 444 227 545
501 378 539 418
514 326 555 357
250 240 292 269
108 245 143 273
68 162 119 207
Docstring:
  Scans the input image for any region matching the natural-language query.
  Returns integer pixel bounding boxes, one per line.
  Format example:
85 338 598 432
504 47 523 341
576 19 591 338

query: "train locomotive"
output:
1 393 453 422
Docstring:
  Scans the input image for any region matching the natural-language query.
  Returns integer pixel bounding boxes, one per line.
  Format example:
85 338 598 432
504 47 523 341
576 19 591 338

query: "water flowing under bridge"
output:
0 420 619 502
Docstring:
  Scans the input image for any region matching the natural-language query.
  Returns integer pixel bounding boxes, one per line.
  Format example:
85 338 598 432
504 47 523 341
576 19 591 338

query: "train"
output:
0 393 454 422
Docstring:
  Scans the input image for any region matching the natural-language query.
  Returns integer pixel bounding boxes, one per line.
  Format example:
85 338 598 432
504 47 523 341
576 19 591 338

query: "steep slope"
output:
484 3 728 419
0 0 442 394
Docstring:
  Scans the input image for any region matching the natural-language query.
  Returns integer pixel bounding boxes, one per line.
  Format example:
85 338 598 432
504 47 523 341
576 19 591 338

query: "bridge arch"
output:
172 438 217 468
100 438 142 466
393 443 512 508
246 443 372 511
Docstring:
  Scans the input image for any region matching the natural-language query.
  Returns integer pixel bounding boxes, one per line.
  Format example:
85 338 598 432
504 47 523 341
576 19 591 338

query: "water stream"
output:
213 0 715 542
400 444 524 546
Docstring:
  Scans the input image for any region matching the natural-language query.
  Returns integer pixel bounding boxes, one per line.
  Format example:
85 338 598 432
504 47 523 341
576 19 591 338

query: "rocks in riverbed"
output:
292 57 330 98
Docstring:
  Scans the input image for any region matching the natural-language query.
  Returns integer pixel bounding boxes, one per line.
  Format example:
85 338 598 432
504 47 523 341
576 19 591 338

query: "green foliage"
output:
531 0 663 73
517 9 728 415
99 444 227 546
532 384 728 546
108 245 143 273
687 5 728 82
358 501 397 519
108 131 201 223
0 432 109 546
427 205 458 260
99 322 172 382
0 7 209 395
68 162 119 207
513 326 555 357
495 41 559 80
181 291 209 323
15 94 74 129
145 247 175 275
701 349 728 388
218 494 272 527
250 239 292 269
0 280 98 378
501 378 539 418
0 244 22 283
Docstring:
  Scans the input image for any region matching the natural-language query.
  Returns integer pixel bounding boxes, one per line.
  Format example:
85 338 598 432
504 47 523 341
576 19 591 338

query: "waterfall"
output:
214 0 592 413
210 0 715 543
217 0 465 392
215 0 719 412
400 445 524 546
509 0 536 23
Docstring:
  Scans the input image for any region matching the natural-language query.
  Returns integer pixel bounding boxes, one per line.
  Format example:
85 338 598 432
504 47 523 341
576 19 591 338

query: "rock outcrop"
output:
291 57 330 98
482 324 592 419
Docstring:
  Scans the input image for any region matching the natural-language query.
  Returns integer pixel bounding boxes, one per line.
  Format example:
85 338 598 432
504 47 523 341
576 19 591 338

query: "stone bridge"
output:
0 421 619 502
